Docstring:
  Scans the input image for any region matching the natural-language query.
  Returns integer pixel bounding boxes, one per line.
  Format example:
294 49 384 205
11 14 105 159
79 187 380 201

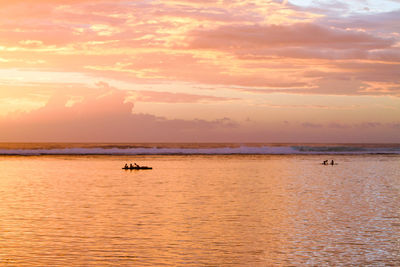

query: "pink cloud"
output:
357 122 382 129
188 23 393 50
1 87 399 142
328 122 352 129
301 122 323 128
0 0 398 99
326 10 400 33
388 122 400 129
0 88 239 142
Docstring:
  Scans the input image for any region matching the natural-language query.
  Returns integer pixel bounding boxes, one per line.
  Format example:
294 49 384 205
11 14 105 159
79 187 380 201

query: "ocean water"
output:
0 144 400 266
0 142 399 155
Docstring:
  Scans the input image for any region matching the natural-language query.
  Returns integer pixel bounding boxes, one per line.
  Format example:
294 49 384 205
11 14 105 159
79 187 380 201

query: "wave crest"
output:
0 144 399 155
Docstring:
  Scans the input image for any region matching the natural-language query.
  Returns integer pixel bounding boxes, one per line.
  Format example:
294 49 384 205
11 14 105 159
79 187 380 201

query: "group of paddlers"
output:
323 160 335 165
124 163 140 168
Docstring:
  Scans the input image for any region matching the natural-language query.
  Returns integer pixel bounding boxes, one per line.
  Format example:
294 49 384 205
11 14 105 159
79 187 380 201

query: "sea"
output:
0 143 399 266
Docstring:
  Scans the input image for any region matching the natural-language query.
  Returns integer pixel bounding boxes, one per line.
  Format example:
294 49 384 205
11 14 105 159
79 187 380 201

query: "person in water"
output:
134 163 140 167
331 160 334 165
323 160 328 165
124 163 129 168
130 163 134 168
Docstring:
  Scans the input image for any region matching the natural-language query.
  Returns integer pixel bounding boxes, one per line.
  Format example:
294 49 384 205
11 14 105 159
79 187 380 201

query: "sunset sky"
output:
0 0 399 142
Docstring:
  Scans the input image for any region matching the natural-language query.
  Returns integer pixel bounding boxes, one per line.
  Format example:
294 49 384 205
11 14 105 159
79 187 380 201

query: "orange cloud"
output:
133 90 238 103
0 0 399 142
0 0 397 95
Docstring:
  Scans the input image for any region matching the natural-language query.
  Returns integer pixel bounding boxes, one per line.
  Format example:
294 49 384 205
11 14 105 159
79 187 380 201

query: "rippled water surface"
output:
0 155 399 266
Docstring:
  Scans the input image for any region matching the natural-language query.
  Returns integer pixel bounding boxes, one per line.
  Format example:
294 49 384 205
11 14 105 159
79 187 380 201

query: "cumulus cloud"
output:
1 86 399 142
0 88 239 142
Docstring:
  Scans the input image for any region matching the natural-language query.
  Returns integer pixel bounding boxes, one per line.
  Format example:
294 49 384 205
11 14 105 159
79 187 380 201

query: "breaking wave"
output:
0 144 399 155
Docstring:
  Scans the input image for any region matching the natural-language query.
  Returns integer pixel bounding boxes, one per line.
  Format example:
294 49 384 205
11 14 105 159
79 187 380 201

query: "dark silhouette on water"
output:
321 160 338 165
123 163 152 170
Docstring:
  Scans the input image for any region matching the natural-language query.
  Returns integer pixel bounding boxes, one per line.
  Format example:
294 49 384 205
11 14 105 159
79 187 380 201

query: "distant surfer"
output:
331 160 334 165
134 163 140 167
130 163 134 168
124 163 128 169
323 160 328 165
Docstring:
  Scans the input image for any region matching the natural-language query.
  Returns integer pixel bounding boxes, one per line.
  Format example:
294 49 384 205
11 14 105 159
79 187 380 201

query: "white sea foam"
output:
0 145 399 155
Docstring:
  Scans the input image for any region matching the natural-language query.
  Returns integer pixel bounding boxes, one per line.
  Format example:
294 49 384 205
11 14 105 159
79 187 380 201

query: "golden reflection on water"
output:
0 155 399 266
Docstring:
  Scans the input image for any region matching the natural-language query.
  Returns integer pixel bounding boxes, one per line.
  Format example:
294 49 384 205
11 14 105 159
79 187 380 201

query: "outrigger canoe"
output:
122 166 152 170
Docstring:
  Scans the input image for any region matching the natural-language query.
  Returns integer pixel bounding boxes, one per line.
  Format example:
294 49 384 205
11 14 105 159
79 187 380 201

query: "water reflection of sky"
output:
0 155 399 265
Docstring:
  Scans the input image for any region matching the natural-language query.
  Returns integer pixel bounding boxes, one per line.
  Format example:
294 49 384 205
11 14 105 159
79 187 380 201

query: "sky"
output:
0 0 399 142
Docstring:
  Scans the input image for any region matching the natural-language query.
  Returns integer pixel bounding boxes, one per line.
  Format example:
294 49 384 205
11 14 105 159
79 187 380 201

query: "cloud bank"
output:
0 88 239 142
0 0 399 142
